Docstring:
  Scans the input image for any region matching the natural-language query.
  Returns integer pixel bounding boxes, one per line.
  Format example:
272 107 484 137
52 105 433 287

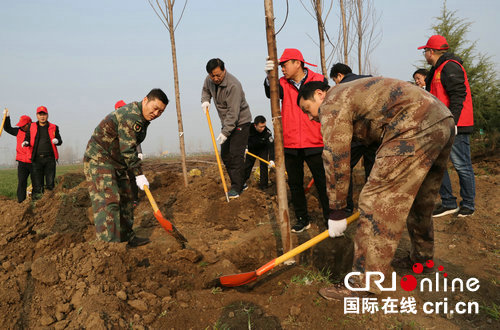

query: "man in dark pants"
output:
329 63 378 213
2 109 33 202
243 115 275 190
201 58 252 199
23 106 62 200
264 48 330 232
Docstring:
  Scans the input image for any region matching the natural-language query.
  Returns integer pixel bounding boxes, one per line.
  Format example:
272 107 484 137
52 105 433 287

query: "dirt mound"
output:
0 157 498 328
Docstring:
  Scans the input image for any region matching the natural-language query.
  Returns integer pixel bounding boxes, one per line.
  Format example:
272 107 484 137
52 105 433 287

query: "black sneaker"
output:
241 183 249 192
291 217 311 233
457 207 474 217
432 205 459 217
228 189 240 199
127 236 151 248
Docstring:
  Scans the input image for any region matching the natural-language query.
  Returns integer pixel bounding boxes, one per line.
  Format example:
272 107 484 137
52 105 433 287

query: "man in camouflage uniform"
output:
84 89 168 246
297 78 455 299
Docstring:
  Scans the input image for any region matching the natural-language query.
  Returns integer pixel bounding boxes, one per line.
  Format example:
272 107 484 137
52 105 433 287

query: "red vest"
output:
30 122 59 160
16 130 32 163
430 60 474 127
280 69 325 148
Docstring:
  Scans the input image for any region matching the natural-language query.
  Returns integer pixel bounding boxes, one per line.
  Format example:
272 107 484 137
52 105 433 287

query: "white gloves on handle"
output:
265 59 274 74
201 101 210 115
138 153 143 160
216 133 227 145
3 109 8 117
21 141 29 147
268 160 275 168
52 138 59 144
328 219 347 238
135 174 149 191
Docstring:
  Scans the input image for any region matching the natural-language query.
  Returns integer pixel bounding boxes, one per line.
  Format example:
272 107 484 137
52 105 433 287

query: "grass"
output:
481 302 500 320
290 268 334 286
0 163 83 199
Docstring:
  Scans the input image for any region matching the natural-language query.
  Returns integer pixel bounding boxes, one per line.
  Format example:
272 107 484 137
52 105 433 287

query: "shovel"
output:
217 211 359 287
205 106 230 202
0 108 7 137
143 185 188 245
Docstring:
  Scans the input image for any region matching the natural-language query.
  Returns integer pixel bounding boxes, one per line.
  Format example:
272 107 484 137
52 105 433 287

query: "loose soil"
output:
0 155 498 329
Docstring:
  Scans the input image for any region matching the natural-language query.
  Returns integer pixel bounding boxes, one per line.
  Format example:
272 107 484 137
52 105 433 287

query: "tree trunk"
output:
264 0 292 255
315 0 328 78
356 0 363 74
340 0 349 64
167 0 188 187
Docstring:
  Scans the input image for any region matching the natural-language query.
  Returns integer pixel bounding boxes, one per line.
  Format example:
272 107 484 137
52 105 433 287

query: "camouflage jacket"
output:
84 101 149 176
319 77 453 210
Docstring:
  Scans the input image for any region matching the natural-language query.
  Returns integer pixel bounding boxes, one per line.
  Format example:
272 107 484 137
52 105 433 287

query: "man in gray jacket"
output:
201 58 252 199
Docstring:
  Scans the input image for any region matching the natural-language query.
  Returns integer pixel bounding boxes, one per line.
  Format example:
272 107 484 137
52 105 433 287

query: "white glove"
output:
138 153 143 160
201 101 210 115
265 59 274 74
328 219 347 238
455 126 458 136
216 133 227 144
3 109 8 117
268 160 275 168
135 174 149 191
22 141 29 147
52 138 58 144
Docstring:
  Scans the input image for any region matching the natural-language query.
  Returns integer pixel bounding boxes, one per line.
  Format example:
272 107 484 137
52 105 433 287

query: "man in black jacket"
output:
23 106 62 200
243 115 275 190
329 63 378 213
419 35 475 217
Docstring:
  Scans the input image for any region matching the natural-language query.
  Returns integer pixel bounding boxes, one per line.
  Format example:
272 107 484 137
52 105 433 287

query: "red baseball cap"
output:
36 106 48 114
279 48 317 67
16 115 32 127
417 35 449 50
115 100 126 110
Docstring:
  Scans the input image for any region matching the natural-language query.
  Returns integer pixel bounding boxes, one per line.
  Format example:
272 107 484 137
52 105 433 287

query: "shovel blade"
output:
219 271 258 287
154 210 188 244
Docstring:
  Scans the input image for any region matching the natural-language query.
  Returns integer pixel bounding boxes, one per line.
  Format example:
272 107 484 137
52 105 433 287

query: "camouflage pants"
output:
83 159 134 242
354 118 455 293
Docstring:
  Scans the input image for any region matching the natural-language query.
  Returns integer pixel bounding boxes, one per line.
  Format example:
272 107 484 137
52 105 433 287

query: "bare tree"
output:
264 0 292 255
353 0 381 74
148 0 189 187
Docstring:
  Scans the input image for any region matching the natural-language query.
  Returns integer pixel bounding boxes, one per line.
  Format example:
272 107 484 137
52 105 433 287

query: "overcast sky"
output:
1 0 498 166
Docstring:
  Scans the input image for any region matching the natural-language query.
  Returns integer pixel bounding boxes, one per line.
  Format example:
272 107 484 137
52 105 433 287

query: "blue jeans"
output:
439 134 475 210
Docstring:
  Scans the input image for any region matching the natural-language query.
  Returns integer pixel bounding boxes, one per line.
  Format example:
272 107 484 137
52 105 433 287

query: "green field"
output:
0 163 83 200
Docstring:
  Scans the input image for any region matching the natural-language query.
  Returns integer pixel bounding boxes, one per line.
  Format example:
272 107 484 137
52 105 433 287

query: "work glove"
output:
138 153 143 160
268 160 275 168
52 138 59 144
3 109 8 117
264 58 274 74
201 101 210 115
216 133 227 145
327 209 350 238
455 126 458 136
135 174 149 191
21 141 29 147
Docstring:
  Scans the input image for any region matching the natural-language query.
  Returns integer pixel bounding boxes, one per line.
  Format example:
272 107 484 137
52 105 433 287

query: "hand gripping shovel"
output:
205 106 230 202
143 185 187 245
217 211 359 287
0 108 7 137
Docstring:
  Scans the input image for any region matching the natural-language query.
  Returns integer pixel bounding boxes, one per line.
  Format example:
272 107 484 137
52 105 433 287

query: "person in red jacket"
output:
23 106 62 200
419 35 475 218
264 48 330 232
2 109 33 202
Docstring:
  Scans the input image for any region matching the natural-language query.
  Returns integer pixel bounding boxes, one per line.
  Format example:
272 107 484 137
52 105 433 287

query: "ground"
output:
0 155 498 329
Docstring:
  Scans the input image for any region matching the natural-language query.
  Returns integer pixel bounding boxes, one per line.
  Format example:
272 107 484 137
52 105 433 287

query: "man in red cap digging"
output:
418 35 476 218
264 48 330 232
2 109 33 202
23 106 62 200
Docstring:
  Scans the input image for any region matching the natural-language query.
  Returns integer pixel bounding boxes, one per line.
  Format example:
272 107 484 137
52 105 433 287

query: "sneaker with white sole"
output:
291 217 311 233
457 207 474 217
228 189 240 199
432 205 459 217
